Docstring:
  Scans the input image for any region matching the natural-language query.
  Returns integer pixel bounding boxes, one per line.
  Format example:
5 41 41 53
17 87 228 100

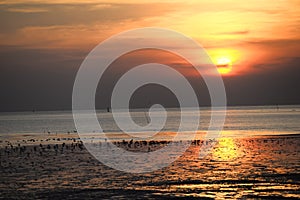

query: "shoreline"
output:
1 131 300 148
1 134 299 199
1 104 299 114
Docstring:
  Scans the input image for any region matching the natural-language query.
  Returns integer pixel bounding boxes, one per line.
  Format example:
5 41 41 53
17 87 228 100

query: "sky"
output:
0 0 299 111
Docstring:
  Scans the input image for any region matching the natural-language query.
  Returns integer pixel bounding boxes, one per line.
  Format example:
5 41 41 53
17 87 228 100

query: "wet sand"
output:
0 134 300 199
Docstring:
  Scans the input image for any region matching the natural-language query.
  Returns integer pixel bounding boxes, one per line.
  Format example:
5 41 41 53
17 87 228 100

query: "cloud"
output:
245 38 300 48
245 38 300 59
252 56 300 70
0 2 180 32
0 2 182 49
222 57 300 106
0 45 299 111
89 4 113 10
5 7 48 13
216 30 250 35
0 0 180 5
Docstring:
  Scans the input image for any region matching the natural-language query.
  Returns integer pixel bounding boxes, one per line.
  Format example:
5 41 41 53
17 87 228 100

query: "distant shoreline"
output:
0 104 299 113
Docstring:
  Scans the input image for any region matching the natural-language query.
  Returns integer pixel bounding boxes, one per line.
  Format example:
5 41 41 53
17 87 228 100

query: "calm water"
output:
0 105 299 136
1 105 300 199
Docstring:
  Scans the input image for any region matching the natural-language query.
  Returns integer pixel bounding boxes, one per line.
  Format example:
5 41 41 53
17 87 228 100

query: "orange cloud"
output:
0 0 299 76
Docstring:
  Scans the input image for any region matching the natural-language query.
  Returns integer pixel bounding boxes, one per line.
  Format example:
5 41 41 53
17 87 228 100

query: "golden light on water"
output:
213 138 238 161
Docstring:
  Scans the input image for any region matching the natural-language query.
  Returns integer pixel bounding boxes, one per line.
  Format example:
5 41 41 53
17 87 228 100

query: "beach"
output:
2 0 300 198
1 106 300 199
1 133 299 199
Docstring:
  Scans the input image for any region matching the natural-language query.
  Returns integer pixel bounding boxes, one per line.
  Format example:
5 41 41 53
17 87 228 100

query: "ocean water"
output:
0 105 299 137
1 105 300 199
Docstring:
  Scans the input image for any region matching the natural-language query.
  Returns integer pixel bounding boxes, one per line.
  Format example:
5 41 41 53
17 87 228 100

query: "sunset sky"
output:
0 0 299 111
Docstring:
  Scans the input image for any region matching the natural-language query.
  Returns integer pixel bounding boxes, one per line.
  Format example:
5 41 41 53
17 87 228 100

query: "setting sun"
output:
215 57 232 75
1 0 300 199
208 48 240 76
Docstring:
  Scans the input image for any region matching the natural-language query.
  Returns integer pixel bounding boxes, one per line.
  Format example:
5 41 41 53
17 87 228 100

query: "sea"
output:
0 105 300 199
0 105 299 137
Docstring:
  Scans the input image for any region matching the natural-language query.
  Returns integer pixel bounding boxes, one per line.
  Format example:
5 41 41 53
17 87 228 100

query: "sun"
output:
208 48 239 75
216 57 232 75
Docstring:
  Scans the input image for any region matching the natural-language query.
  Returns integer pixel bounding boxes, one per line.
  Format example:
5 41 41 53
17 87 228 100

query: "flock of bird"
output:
0 135 295 161
0 137 218 159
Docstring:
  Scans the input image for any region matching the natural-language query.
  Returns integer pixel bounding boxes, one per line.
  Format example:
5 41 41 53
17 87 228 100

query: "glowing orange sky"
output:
0 0 299 76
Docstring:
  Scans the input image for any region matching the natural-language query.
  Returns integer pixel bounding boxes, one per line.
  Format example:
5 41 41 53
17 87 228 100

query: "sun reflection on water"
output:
213 138 238 161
